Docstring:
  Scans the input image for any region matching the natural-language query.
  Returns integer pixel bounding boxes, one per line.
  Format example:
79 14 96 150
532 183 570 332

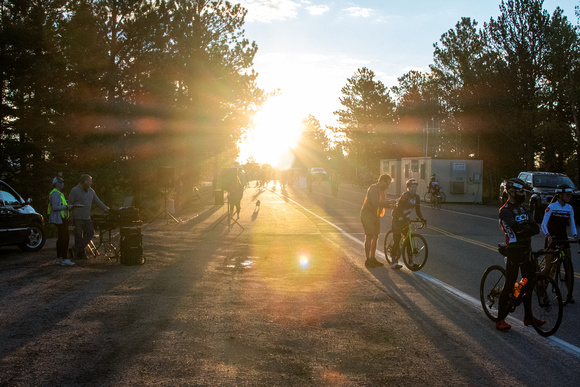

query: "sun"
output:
237 96 304 169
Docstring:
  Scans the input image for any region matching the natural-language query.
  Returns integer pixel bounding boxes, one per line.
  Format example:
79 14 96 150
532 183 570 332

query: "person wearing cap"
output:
68 174 109 259
540 184 578 304
48 176 75 266
360 174 392 268
496 178 541 332
390 178 426 270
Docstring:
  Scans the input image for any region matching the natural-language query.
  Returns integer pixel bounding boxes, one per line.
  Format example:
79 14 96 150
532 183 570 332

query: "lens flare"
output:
298 251 310 269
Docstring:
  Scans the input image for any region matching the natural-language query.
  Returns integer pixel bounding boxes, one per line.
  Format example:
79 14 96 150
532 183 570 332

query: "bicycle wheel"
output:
530 274 563 337
440 192 447 203
554 258 574 305
480 265 506 322
402 233 428 271
424 192 432 203
383 230 396 264
434 196 441 210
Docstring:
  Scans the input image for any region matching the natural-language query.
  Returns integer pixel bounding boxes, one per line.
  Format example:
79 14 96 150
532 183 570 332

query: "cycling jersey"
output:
428 180 439 193
392 191 423 222
499 201 539 245
540 201 577 239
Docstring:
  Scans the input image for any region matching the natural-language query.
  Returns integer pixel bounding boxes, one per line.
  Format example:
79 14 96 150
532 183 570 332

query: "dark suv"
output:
0 180 46 251
499 172 580 223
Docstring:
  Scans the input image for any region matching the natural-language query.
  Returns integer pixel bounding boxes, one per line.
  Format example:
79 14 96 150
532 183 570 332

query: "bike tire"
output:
530 274 563 337
480 265 506 322
424 192 432 203
402 233 428 271
440 192 447 203
383 230 396 264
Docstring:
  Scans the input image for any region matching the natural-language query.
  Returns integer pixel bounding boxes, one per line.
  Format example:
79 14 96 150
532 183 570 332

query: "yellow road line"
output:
427 225 580 279
427 225 498 252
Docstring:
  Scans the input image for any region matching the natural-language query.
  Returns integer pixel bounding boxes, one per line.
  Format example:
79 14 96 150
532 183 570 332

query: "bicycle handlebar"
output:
410 219 426 229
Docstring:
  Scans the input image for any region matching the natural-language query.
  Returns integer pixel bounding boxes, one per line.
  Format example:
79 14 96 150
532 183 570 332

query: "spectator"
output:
48 176 74 266
360 174 392 268
68 174 109 259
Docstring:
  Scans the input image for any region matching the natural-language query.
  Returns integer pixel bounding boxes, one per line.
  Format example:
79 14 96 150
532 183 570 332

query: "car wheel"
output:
18 222 46 251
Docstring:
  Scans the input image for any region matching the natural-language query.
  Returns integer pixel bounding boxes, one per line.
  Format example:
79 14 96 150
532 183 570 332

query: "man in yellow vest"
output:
48 177 74 266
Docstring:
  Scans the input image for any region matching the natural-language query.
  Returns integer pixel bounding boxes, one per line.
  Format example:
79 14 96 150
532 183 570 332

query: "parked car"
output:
0 180 46 251
499 172 580 223
309 167 328 180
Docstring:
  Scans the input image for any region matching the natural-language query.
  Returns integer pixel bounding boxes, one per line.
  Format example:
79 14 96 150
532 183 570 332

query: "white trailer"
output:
380 157 483 203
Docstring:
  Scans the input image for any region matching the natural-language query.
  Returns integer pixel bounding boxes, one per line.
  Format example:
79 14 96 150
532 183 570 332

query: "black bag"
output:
120 226 145 265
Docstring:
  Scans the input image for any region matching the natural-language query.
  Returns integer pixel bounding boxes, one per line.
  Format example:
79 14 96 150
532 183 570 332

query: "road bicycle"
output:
533 240 577 305
430 192 442 210
383 219 428 271
480 244 563 337
424 191 446 204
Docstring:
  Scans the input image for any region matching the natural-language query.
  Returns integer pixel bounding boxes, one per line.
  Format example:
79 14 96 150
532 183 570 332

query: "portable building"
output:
380 157 483 203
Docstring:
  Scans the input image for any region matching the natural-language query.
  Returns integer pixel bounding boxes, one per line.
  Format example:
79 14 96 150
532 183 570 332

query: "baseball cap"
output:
52 177 64 184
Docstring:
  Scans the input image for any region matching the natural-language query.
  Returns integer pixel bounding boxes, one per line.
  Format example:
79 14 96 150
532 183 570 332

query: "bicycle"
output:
383 219 428 271
533 240 577 305
431 192 442 210
480 243 563 337
424 191 446 204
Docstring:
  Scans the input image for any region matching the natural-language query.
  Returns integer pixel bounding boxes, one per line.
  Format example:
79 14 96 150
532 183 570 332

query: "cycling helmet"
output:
406 178 418 187
505 178 525 191
555 184 573 194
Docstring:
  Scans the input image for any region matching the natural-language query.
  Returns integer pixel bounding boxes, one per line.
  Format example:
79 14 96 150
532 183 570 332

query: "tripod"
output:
213 190 244 230
160 189 181 224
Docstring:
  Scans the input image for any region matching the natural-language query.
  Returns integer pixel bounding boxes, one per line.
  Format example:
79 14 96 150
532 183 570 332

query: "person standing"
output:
360 174 392 268
540 184 578 304
496 178 542 332
48 177 75 266
68 174 109 259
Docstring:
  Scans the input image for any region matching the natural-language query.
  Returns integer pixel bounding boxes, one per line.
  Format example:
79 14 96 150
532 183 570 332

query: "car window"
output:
0 188 20 207
533 175 577 189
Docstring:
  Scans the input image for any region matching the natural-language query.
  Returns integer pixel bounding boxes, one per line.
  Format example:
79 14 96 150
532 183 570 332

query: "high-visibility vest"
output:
47 188 69 219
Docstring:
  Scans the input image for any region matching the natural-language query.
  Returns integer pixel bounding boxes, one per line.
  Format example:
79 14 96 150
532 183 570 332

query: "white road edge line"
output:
273 189 580 359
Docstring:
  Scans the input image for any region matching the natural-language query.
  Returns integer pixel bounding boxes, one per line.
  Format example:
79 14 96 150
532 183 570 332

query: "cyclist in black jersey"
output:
427 174 439 194
390 178 425 270
540 184 578 304
497 178 541 332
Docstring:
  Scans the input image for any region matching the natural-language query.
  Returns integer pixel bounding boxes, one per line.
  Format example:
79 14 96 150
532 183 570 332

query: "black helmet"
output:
505 178 525 191
406 178 418 187
555 184 573 194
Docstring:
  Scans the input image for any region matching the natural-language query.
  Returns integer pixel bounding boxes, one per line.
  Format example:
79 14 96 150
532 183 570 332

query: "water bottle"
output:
513 278 528 297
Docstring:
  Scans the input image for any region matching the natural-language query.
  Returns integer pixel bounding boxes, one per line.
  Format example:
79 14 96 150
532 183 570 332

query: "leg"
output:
563 248 575 303
56 222 70 258
369 234 378 259
520 255 536 320
498 254 520 321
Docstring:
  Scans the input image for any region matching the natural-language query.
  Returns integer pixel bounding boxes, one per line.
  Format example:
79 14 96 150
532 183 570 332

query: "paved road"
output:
1 181 579 385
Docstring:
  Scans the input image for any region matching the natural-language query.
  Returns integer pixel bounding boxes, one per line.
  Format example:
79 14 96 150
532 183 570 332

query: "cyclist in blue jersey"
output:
540 184 578 304
390 178 426 270
496 178 541 332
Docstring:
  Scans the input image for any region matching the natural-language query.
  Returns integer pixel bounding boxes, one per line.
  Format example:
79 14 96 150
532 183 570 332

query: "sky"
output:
234 0 577 165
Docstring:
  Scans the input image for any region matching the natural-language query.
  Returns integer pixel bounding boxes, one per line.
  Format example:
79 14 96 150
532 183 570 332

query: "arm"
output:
540 205 552 237
50 192 70 212
91 189 110 211
414 195 424 221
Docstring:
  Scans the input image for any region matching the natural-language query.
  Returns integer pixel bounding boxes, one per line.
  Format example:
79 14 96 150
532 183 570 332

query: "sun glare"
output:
237 97 304 169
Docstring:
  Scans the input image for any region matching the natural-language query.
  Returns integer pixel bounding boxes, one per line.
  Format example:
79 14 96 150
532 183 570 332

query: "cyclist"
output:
497 178 542 332
391 178 426 270
360 174 392 268
540 184 578 304
427 174 439 194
